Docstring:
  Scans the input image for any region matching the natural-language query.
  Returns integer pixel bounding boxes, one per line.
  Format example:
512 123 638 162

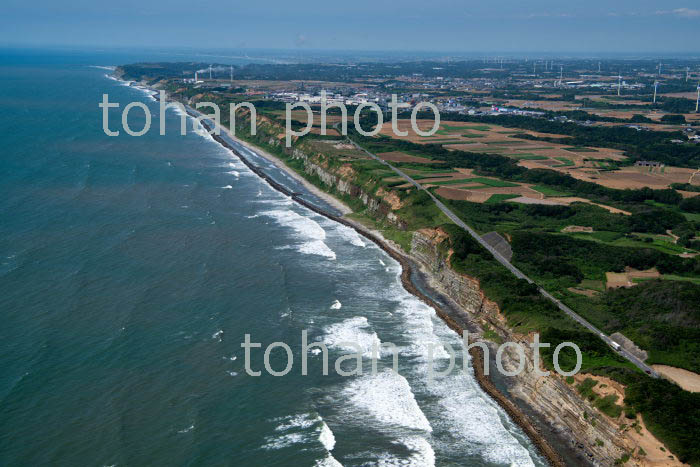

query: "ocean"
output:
0 48 545 466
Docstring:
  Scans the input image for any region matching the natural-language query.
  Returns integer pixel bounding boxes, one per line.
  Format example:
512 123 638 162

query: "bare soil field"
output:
435 187 492 203
562 166 698 190
510 196 562 206
376 118 698 192
606 268 660 289
652 365 700 393
606 272 633 288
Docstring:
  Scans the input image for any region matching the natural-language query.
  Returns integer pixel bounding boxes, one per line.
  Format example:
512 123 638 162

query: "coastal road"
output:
345 133 659 378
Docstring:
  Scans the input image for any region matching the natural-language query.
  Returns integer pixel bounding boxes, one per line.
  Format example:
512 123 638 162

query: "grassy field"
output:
486 194 520 204
509 154 549 160
554 157 574 167
464 177 520 187
567 231 693 256
531 185 572 197
431 178 480 186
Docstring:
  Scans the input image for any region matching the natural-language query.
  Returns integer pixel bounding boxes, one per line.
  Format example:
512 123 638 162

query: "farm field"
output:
373 119 700 191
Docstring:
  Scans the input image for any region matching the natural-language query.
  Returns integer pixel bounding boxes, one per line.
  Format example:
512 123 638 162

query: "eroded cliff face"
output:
267 140 406 227
410 228 669 467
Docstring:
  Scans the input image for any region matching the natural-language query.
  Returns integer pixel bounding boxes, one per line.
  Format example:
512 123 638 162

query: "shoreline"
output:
222 130 353 216
183 106 565 466
121 73 563 464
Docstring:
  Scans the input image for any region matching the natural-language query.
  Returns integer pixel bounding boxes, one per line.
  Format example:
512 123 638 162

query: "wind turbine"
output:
559 65 563 86
598 62 601 73
230 65 233 82
653 81 659 104
658 62 662 76
696 81 700 113
209 64 212 80
617 73 622 97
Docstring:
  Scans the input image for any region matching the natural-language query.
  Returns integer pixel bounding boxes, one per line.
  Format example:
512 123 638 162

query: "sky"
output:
1 0 698 54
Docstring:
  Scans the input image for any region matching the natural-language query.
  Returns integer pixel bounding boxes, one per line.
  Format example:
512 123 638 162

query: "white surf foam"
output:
323 316 382 357
130 84 157 101
266 413 338 455
255 197 293 206
318 421 336 451
315 454 343 467
258 209 336 260
331 224 366 247
261 432 306 450
418 352 537 466
296 241 336 260
343 369 432 432
374 437 436 467
330 300 342 310
273 413 319 431
386 285 538 465
393 296 450 360
177 424 195 434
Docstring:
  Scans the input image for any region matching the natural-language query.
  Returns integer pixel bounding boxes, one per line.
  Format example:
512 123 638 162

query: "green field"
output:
531 185 572 197
486 194 520 204
658 275 700 284
508 154 548 160
567 231 694 256
465 177 520 187
553 157 574 167
431 178 478 186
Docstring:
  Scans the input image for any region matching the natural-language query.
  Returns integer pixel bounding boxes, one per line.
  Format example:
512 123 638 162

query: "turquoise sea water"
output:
0 49 545 466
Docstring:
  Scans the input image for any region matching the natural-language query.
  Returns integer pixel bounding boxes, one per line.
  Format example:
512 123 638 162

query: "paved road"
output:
346 134 658 378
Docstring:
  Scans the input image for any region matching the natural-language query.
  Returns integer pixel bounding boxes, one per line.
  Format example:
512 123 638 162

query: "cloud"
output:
655 8 700 18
